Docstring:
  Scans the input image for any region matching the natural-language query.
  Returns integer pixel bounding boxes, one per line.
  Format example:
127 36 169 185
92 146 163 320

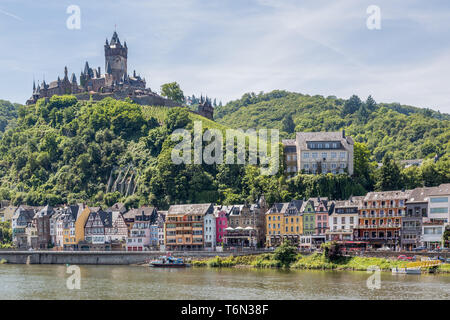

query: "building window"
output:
303 153 310 159
340 152 346 158
430 197 448 203
312 153 318 159
322 152 327 159
430 207 448 214
331 152 337 158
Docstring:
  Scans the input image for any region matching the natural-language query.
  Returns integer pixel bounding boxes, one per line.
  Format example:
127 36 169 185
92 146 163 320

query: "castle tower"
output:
104 31 128 82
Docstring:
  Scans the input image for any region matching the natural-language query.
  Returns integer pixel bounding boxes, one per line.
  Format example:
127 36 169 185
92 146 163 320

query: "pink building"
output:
215 207 229 245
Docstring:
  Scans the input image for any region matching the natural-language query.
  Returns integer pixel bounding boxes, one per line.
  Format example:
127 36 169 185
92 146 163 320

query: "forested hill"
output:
0 100 19 135
0 93 448 209
214 91 450 161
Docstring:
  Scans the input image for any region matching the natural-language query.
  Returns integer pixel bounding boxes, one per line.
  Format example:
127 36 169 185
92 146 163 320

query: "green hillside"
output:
215 91 450 161
0 93 448 210
0 99 19 135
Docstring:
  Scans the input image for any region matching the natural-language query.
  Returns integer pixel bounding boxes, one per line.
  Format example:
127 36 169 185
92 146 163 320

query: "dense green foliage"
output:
160 82 185 104
0 100 19 135
215 91 450 161
0 90 448 208
0 221 12 248
273 240 298 267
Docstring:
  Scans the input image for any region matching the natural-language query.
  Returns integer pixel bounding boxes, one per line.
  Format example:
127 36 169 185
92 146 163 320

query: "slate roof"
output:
364 190 411 201
407 187 438 203
167 203 213 216
123 206 156 219
428 183 450 196
296 131 354 150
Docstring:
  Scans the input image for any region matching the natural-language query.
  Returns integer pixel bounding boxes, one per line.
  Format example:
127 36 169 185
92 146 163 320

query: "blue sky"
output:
1 0 450 113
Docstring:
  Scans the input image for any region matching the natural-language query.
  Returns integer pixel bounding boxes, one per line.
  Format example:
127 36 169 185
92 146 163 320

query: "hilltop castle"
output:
26 31 214 120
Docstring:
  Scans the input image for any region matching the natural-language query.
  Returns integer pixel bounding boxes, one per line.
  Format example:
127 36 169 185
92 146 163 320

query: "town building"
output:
215 206 230 246
427 183 450 225
12 206 38 249
123 206 157 232
326 196 363 242
265 200 303 247
165 203 214 251
157 211 167 251
33 205 54 249
84 209 112 250
225 196 268 248
282 130 354 176
422 220 445 249
126 208 159 251
402 187 434 250
354 190 410 250
204 208 216 250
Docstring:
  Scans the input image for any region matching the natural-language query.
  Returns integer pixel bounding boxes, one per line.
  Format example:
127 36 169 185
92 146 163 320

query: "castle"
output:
26 31 214 120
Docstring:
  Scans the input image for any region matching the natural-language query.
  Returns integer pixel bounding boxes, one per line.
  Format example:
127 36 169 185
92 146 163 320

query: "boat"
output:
391 267 421 275
149 255 190 268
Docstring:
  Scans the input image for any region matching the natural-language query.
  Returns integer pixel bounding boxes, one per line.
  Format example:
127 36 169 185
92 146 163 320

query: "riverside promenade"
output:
0 250 267 265
0 249 447 265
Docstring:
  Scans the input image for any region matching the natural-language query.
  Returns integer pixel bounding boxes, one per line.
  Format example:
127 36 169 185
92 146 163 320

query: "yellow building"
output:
266 200 304 247
74 206 100 245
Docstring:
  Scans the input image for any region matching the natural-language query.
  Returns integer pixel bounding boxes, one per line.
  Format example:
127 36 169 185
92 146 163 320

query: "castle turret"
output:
105 31 128 82
197 95 214 120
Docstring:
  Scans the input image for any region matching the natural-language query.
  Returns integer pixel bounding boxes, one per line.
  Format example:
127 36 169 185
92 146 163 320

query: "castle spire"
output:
64 66 68 80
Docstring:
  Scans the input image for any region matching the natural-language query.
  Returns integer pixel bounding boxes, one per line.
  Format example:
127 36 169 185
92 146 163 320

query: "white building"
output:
283 131 354 176
427 183 450 225
327 197 363 242
204 210 216 250
422 221 445 249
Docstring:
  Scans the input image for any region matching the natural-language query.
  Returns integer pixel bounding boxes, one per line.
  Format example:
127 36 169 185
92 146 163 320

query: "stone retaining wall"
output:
0 250 264 265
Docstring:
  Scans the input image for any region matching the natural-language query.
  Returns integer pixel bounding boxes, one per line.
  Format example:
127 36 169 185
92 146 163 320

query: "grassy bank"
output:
192 253 450 273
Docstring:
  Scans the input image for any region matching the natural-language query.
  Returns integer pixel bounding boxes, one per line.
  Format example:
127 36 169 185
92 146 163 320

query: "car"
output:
397 255 414 261
412 246 426 251
446 258 450 264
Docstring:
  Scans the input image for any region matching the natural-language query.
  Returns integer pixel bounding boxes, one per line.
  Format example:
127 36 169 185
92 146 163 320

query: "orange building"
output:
354 190 410 250
165 203 213 250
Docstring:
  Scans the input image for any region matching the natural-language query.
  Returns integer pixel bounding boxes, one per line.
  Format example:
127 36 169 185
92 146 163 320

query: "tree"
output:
353 142 376 190
375 153 402 191
160 82 185 104
281 114 295 134
342 95 362 116
273 240 298 267
365 95 377 112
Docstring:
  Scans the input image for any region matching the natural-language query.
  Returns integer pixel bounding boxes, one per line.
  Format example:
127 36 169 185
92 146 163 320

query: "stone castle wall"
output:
74 92 181 108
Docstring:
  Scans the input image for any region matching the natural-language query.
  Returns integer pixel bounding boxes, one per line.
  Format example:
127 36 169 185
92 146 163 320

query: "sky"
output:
1 0 450 113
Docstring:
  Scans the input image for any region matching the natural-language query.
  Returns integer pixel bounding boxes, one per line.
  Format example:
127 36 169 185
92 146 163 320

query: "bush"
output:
273 240 298 267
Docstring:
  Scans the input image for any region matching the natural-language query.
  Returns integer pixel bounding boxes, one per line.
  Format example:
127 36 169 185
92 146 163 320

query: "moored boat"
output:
391 267 421 275
149 255 190 268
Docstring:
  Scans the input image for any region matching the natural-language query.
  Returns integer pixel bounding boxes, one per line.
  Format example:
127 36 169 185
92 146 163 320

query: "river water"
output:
0 264 449 300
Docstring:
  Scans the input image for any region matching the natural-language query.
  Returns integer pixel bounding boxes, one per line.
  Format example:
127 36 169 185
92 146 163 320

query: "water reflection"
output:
0 264 449 300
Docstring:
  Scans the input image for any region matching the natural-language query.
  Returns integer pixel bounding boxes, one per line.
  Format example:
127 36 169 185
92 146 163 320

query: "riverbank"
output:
191 253 450 273
0 250 264 265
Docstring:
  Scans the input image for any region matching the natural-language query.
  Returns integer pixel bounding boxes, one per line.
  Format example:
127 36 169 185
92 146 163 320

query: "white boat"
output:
392 267 421 274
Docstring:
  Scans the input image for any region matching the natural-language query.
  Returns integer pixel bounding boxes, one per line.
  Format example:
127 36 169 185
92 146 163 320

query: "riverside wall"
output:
0 250 447 265
0 250 263 265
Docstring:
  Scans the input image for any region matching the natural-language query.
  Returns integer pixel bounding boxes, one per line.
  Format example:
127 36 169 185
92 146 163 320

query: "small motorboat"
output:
391 267 421 275
149 255 190 268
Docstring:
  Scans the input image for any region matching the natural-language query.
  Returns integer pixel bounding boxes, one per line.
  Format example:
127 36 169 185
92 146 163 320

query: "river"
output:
0 264 449 299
